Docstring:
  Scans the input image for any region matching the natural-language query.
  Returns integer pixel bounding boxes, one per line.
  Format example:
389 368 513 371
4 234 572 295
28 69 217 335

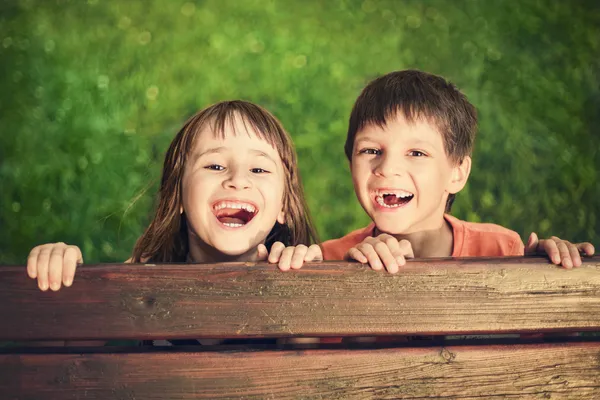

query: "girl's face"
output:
181 116 286 258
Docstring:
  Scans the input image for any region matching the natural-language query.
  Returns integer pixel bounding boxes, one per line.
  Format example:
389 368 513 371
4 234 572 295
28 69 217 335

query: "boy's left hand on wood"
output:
526 232 595 268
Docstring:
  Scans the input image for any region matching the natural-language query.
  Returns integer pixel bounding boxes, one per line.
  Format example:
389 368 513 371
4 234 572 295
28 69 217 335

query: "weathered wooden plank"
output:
2 342 600 399
1 256 599 341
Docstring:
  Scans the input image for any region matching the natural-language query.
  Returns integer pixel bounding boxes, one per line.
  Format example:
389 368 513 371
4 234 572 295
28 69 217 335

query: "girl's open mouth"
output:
212 200 258 228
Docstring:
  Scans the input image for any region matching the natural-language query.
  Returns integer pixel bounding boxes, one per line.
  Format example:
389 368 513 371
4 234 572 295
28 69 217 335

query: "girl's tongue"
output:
215 208 255 226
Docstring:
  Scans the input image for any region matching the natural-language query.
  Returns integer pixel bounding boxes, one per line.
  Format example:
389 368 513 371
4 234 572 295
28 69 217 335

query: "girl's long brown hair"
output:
131 100 318 263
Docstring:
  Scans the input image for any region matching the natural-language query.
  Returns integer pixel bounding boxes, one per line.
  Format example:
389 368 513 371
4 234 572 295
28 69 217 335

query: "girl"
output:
27 100 322 291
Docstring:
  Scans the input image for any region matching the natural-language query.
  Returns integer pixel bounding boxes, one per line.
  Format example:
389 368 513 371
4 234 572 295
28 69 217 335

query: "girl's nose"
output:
223 168 252 190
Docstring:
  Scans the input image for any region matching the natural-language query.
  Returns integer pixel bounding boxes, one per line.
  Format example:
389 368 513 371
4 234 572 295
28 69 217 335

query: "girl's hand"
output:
27 243 83 291
526 233 595 269
266 242 323 271
345 234 414 274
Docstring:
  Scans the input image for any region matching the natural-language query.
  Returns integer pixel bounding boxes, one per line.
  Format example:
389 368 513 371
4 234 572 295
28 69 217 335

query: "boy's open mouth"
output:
375 190 414 208
212 200 258 228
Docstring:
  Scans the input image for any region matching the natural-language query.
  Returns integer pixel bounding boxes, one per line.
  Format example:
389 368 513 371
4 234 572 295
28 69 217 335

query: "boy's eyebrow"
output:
353 136 380 144
408 138 438 148
355 136 438 149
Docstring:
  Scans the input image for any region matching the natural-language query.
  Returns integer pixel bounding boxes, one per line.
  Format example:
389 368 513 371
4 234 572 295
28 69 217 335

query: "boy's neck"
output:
374 217 454 258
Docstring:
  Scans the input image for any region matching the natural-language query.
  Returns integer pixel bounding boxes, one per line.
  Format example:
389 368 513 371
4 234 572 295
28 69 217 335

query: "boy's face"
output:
350 113 470 235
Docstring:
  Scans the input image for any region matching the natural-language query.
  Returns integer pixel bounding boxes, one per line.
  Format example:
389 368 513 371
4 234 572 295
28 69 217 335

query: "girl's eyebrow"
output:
192 147 278 164
251 149 277 164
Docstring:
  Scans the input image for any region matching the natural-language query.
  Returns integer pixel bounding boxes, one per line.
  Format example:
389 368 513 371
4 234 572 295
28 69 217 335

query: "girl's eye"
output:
408 150 427 157
251 168 270 174
205 164 225 171
358 148 381 155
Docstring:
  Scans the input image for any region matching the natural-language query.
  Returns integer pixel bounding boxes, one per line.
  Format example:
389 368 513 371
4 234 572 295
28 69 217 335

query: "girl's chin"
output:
212 245 258 259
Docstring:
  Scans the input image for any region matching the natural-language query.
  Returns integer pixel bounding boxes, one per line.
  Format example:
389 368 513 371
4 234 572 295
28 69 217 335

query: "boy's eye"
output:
251 168 270 174
408 150 427 157
358 148 381 155
205 164 225 171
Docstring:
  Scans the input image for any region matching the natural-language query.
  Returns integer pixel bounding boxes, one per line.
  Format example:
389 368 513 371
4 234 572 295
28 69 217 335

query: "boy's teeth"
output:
378 190 413 198
375 192 414 208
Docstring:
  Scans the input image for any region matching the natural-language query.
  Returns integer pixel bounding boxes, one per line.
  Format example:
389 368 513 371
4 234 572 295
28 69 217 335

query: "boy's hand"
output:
266 242 323 271
525 233 595 269
346 234 414 274
27 243 83 291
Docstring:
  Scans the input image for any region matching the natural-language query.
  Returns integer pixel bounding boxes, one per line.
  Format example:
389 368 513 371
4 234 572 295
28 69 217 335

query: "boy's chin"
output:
372 218 411 236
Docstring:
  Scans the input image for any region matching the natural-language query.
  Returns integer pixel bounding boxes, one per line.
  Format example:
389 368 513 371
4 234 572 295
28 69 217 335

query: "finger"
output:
62 246 83 287
268 242 286 263
357 243 383 271
555 241 573 269
290 245 309 270
577 242 595 256
36 246 53 291
49 245 67 291
344 247 369 264
565 242 582 268
398 239 414 261
525 232 539 255
27 246 42 279
255 244 268 262
278 247 296 272
346 247 368 263
539 239 561 265
382 236 402 262
373 241 398 274
304 245 323 262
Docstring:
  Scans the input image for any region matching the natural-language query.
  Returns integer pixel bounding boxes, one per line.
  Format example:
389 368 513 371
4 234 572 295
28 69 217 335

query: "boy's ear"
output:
448 156 472 194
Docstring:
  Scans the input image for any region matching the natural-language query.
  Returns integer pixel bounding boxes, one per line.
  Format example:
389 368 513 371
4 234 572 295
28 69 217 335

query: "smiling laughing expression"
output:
181 117 285 256
351 113 466 235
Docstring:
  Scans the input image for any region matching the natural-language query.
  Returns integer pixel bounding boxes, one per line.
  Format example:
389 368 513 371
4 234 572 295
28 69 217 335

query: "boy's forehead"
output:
355 114 443 143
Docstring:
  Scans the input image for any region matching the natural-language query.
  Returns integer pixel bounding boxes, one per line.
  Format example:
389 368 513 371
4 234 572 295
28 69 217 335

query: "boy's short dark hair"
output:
345 70 478 212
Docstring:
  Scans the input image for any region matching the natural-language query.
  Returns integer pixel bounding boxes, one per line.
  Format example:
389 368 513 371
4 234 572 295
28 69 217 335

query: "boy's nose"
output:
223 169 252 190
373 155 403 177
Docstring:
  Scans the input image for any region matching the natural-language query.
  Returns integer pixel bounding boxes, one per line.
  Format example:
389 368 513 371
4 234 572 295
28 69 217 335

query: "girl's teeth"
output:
214 202 256 213
223 223 244 228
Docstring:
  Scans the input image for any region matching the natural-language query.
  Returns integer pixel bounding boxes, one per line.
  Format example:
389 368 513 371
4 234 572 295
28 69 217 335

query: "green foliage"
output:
1 0 598 263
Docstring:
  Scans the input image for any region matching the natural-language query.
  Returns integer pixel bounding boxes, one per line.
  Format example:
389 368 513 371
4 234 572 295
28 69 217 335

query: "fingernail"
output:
65 279 72 287
39 283 48 291
50 282 60 291
553 256 560 264
564 259 572 269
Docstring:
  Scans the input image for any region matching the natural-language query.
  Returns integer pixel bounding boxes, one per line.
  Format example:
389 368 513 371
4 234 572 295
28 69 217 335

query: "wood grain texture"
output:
2 342 600 399
1 256 600 340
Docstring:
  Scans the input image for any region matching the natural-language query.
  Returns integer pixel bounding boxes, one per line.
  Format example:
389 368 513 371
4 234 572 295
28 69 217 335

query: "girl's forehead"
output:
192 123 282 159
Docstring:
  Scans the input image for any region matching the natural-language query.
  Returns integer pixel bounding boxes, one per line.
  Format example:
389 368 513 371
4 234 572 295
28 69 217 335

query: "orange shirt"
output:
321 214 525 260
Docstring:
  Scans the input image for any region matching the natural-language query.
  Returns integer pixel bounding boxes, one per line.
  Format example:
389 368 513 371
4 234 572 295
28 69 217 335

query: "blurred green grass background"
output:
1 0 598 263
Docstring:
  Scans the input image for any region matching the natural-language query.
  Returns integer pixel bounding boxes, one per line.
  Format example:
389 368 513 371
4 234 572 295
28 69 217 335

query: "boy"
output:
319 70 594 272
